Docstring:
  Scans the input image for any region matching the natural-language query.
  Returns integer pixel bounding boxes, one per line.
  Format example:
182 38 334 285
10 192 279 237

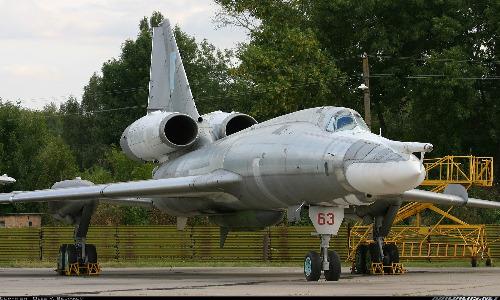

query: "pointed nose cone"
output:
344 144 425 195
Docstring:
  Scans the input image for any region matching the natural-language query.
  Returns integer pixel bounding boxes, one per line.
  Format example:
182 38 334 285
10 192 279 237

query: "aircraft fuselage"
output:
152 107 425 216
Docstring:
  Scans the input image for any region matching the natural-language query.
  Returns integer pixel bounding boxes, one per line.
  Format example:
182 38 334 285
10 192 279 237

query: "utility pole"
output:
362 53 371 130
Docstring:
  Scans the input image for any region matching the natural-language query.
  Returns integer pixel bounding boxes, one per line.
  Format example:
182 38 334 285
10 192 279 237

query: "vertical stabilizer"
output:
147 19 199 119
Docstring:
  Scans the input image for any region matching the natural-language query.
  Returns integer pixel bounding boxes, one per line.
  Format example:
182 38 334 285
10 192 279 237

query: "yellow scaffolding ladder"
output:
348 155 494 267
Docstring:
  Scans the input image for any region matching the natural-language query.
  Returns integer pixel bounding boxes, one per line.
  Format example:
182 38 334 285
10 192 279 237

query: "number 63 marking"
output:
317 212 334 225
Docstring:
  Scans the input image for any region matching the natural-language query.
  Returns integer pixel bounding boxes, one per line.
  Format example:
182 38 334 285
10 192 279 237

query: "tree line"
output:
0 2 499 225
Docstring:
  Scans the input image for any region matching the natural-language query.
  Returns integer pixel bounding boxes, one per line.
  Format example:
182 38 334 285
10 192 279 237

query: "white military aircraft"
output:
0 18 498 281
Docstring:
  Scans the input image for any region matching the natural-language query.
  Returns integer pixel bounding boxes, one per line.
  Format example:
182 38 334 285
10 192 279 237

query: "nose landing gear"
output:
302 206 344 282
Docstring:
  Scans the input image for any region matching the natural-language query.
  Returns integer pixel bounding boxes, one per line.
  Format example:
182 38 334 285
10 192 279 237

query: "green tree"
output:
215 0 500 182
33 136 78 188
0 101 79 216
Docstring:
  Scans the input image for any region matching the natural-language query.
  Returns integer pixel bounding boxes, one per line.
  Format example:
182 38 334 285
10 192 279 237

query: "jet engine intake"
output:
201 111 257 141
120 111 198 162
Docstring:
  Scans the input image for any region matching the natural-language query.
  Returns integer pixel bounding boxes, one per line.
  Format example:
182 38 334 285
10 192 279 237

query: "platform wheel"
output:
304 251 321 281
324 250 341 281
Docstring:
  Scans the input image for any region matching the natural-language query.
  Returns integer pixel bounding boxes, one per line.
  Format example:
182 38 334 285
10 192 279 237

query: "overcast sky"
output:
0 0 248 110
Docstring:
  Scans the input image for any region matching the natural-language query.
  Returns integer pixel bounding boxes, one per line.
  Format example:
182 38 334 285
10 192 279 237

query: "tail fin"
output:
147 19 199 119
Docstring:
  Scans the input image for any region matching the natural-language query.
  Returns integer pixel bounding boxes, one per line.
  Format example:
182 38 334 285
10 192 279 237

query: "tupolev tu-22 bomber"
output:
0 18 498 282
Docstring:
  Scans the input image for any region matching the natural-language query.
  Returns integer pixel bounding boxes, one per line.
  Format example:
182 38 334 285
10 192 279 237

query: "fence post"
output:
115 225 120 261
190 226 195 260
39 227 43 260
263 230 270 262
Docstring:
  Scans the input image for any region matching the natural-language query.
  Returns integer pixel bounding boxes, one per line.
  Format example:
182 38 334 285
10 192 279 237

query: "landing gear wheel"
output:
86 244 97 264
57 244 68 275
66 244 78 265
383 243 399 273
57 244 77 275
368 243 381 263
365 243 377 274
324 251 341 281
471 257 478 267
383 244 400 264
304 251 321 281
486 258 492 267
354 245 369 274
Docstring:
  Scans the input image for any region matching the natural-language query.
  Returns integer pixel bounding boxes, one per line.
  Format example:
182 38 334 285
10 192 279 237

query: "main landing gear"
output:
351 201 404 275
303 206 344 281
57 243 100 276
56 203 101 276
353 242 401 274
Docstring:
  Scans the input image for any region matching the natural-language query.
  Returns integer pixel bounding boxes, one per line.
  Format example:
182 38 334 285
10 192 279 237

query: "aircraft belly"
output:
152 194 246 216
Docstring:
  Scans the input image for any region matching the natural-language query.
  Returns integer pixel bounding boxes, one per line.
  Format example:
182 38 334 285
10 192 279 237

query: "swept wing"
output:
0 170 240 205
402 184 500 209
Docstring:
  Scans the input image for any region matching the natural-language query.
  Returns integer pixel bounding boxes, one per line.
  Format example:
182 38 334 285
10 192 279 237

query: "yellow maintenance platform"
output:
348 155 494 269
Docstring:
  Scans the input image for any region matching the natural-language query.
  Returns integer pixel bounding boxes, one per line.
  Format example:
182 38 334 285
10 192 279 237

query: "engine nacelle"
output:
201 111 257 141
48 178 97 225
120 111 198 162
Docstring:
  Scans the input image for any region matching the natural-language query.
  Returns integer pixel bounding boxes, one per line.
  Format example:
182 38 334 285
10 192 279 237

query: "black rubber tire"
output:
86 244 98 264
66 244 78 265
486 258 492 267
304 251 322 281
471 257 478 267
368 243 381 263
57 244 68 275
354 245 369 274
384 244 400 264
324 251 341 281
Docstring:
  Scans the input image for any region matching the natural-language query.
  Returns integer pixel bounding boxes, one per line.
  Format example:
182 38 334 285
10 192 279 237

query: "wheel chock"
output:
55 263 101 276
370 263 384 275
390 263 406 274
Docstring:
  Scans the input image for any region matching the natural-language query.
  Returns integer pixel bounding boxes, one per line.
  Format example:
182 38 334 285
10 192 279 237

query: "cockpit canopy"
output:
326 110 370 132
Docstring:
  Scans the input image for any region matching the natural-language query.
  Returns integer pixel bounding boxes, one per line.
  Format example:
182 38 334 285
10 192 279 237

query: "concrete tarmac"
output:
1 267 500 296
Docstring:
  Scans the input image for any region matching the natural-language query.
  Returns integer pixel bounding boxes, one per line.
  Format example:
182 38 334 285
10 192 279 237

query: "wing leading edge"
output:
0 170 241 205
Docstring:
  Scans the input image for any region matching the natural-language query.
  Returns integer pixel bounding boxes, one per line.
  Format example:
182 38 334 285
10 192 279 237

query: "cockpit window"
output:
326 116 336 132
336 115 356 131
354 114 370 131
325 111 370 132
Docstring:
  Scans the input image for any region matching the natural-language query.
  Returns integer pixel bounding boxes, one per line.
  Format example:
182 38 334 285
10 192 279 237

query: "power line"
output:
370 73 500 80
2 68 498 121
367 54 500 64
0 77 346 122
